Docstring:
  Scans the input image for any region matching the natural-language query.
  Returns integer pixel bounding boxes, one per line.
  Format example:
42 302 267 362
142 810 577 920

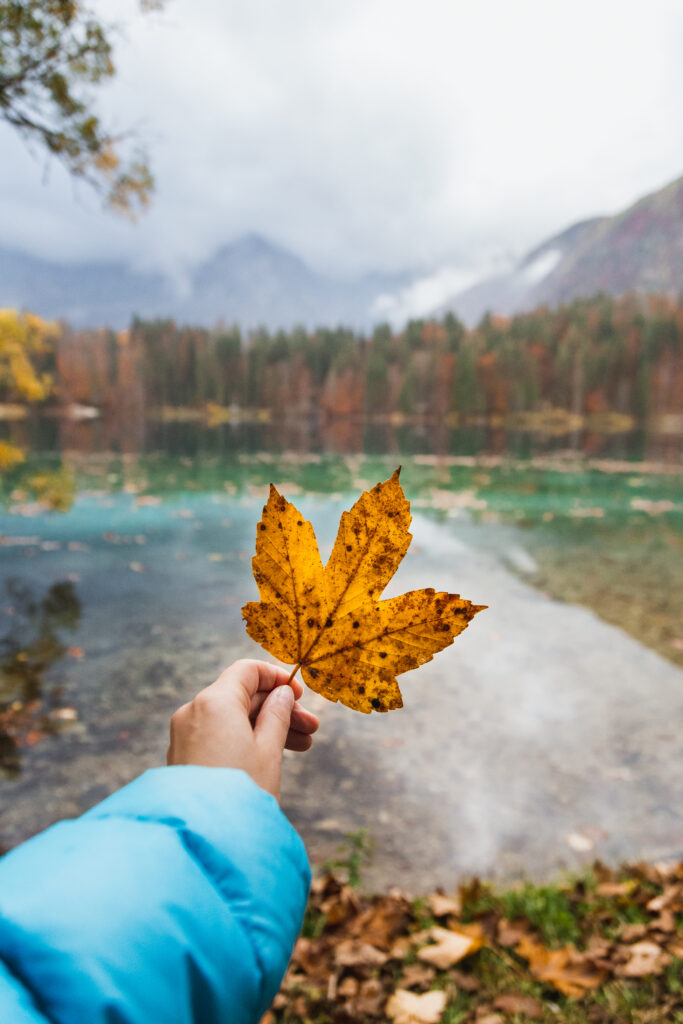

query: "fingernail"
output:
272 684 294 706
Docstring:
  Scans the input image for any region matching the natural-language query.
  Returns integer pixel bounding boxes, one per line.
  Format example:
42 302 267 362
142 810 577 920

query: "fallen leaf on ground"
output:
321 883 361 926
356 977 384 1015
337 976 359 998
647 884 683 912
386 988 447 1024
450 969 480 992
616 940 672 977
334 939 388 968
427 892 462 918
390 936 413 959
242 470 485 712
418 925 484 969
515 937 605 998
619 923 648 942
291 937 329 979
650 909 677 932
397 964 436 990
493 993 544 1019
585 936 613 960
350 893 412 949
496 918 532 947
595 880 636 897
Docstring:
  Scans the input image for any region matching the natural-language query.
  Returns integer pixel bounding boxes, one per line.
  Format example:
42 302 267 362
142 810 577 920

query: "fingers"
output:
249 691 319 734
252 689 318 754
289 702 319 733
202 660 300 713
285 729 313 752
253 683 295 754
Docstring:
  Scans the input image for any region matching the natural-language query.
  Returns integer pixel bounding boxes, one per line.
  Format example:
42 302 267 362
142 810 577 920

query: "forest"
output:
4 292 683 425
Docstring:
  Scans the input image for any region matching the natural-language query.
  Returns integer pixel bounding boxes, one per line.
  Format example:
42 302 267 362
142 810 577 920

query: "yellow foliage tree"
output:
0 309 58 403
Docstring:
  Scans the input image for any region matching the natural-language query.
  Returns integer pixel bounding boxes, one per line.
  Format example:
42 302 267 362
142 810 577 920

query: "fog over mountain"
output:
3 174 682 332
439 174 683 324
0 235 414 331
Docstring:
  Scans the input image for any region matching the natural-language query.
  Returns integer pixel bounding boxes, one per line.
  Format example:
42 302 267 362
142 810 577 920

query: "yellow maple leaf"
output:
242 469 486 713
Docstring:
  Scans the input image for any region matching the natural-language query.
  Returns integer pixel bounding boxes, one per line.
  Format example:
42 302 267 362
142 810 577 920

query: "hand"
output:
167 659 320 800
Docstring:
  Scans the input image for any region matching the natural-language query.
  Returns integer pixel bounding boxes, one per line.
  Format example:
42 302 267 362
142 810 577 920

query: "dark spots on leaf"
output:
358 685 365 694
379 652 387 659
325 617 333 628
297 520 302 526
371 698 381 709
260 524 266 531
352 621 359 629
275 591 281 599
307 617 314 627
309 668 319 679
346 544 352 551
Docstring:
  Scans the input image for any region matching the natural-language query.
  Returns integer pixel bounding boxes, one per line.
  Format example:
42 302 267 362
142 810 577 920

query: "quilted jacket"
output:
0 766 310 1023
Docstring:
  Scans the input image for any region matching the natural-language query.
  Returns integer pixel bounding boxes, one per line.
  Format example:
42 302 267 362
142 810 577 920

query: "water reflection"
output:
3 411 680 463
0 579 81 776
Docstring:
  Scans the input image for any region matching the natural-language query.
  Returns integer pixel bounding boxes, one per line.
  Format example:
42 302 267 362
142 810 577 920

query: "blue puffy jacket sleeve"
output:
0 766 310 1024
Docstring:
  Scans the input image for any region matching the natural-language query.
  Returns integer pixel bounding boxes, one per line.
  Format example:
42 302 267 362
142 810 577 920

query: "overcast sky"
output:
1 0 682 290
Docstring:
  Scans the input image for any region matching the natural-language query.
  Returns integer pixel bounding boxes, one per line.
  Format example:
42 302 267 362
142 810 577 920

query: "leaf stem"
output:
286 663 301 685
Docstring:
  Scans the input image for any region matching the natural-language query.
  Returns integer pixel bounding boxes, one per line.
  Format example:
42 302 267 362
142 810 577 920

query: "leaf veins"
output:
242 468 486 713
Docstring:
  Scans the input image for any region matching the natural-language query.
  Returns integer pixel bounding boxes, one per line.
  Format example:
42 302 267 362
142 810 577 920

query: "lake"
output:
1 420 682 889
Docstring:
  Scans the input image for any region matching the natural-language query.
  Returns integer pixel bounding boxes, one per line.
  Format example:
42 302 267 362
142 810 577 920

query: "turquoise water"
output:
1 442 681 872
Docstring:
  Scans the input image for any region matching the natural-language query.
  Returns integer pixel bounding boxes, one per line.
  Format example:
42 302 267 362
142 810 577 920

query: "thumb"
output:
254 683 295 755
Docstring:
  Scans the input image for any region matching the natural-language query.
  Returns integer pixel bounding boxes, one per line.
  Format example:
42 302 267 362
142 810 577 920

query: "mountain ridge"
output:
440 174 683 323
0 233 413 331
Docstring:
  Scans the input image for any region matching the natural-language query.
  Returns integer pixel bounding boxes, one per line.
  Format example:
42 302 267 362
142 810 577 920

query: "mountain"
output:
0 234 412 330
440 174 683 324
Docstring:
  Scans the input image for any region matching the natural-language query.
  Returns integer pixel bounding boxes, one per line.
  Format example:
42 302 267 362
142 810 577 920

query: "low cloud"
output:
1 0 682 280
